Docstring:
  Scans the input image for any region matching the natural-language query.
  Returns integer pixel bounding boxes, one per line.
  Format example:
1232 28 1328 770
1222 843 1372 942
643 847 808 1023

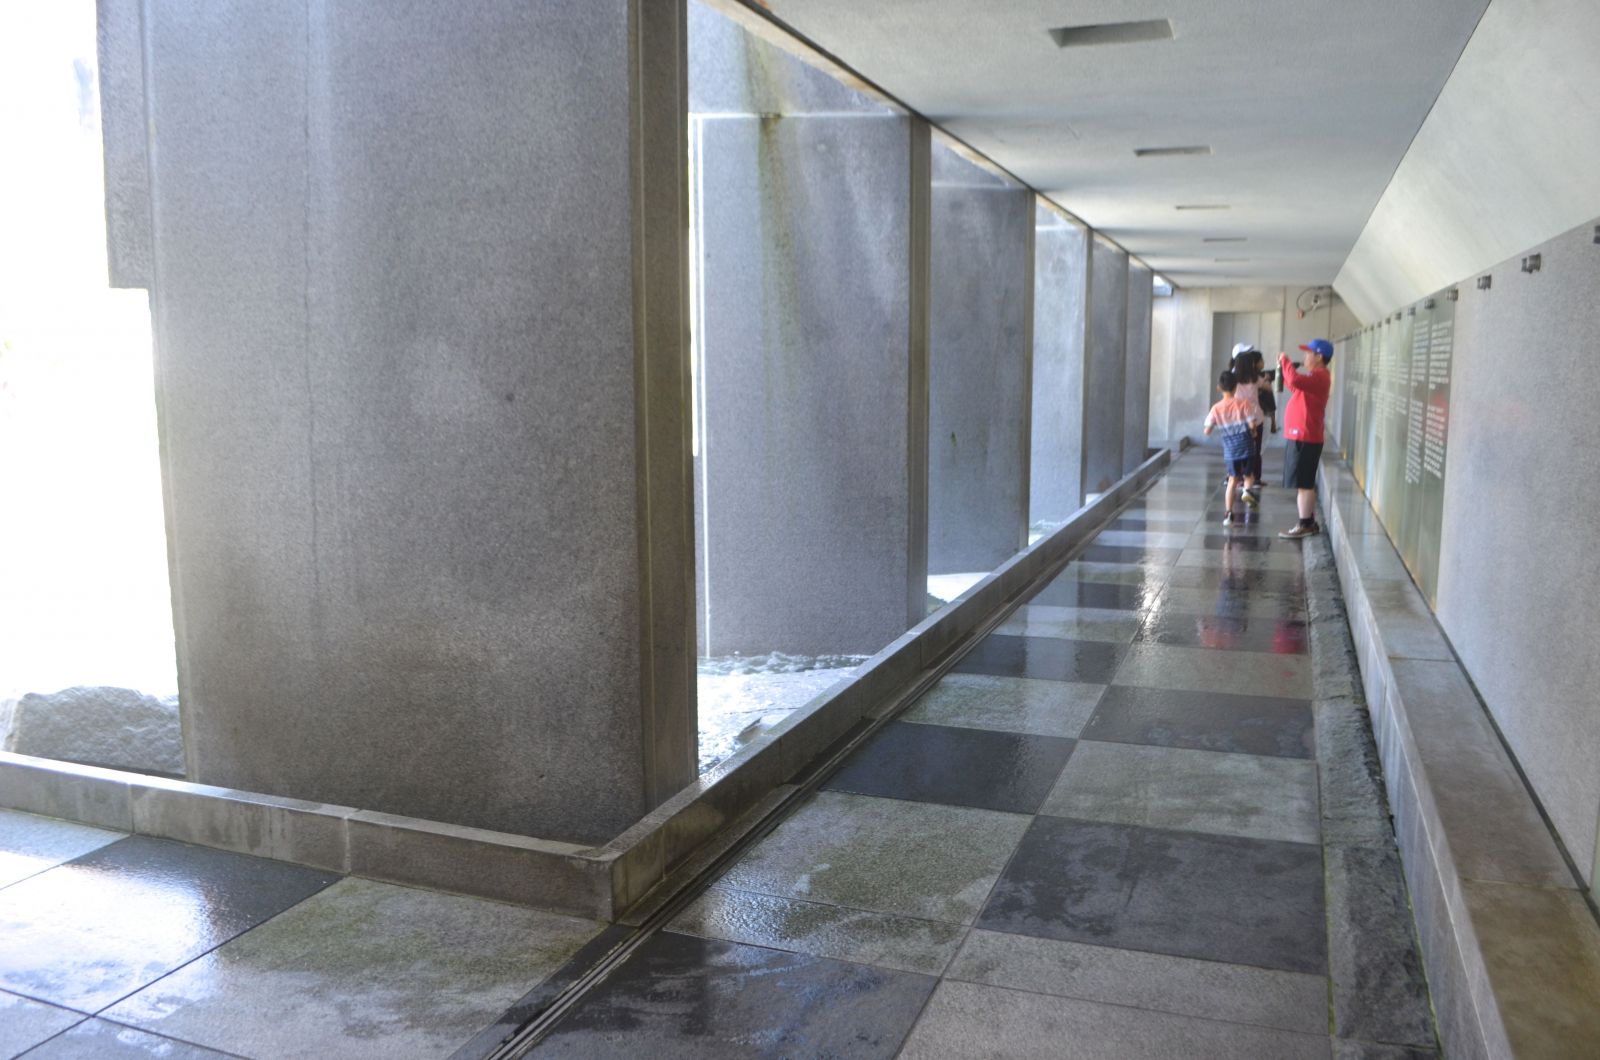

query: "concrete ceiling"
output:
760 0 1491 288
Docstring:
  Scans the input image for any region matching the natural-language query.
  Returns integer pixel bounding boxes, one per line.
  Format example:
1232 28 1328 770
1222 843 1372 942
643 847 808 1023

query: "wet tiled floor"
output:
518 449 1436 1058
0 451 1434 1058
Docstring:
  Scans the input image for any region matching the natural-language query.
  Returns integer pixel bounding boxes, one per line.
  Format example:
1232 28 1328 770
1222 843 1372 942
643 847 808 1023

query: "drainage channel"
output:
465 477 1169 1060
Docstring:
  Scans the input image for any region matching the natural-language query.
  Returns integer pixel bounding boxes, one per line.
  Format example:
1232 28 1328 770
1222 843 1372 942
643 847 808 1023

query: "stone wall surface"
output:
691 48 917 655
1028 208 1088 524
1081 237 1128 495
1434 218 1600 885
927 145 1032 572
125 0 693 844
1122 263 1153 475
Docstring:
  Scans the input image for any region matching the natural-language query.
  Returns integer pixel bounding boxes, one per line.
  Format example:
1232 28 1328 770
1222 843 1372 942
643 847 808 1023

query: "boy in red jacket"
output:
1278 338 1333 539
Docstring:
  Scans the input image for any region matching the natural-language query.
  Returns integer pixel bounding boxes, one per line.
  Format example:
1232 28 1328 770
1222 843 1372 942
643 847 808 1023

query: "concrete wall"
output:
1029 206 1088 526
927 143 1032 572
1080 237 1128 495
1434 217 1600 891
690 2 925 655
1122 263 1153 475
1335 0 1600 321
104 0 694 844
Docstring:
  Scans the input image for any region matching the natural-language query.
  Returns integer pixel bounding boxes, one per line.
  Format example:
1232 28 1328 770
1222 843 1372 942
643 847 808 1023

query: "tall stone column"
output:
1082 236 1130 495
1029 205 1090 525
927 143 1033 574
689 2 930 656
100 0 694 844
1123 263 1155 474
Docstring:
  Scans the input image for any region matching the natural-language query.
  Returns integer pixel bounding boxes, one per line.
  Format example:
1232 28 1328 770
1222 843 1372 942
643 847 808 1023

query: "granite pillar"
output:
1029 206 1089 527
101 0 694 844
927 143 1033 573
688 2 928 656
1081 237 1129 496
1123 263 1154 475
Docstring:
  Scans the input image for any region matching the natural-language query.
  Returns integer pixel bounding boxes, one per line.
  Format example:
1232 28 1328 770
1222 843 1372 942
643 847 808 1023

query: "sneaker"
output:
1221 512 1235 526
1240 490 1258 508
1278 523 1321 539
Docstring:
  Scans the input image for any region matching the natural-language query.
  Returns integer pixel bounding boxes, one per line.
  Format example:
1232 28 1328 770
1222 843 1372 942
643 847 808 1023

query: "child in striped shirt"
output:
1203 369 1264 527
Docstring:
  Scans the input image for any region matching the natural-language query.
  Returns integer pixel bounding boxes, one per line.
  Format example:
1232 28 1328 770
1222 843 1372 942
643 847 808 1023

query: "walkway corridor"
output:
525 450 1436 1058
0 452 1436 1059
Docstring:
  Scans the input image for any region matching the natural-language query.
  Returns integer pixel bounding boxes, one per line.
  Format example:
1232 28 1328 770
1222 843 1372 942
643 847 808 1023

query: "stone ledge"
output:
0 449 1175 921
1319 461 1600 1059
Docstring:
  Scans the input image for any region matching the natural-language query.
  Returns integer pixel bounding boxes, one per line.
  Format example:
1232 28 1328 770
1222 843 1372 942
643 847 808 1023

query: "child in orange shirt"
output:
1203 369 1264 527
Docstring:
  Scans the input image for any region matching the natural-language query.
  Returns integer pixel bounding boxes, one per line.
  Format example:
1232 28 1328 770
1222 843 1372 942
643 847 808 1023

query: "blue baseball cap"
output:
1298 338 1334 361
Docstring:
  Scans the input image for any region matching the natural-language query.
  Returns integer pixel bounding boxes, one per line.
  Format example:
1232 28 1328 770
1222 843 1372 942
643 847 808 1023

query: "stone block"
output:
692 106 919 656
927 143 1032 572
135 0 694 842
1315 698 1394 848
1123 263 1154 476
1387 659 1572 887
1081 237 1128 495
7 687 182 776
128 778 353 873
1029 208 1088 523
0 752 133 832
346 810 609 919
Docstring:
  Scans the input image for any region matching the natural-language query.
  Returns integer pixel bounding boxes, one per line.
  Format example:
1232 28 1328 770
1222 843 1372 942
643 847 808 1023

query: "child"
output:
1203 369 1264 526
1259 369 1278 432
1278 341 1334 539
1230 347 1264 505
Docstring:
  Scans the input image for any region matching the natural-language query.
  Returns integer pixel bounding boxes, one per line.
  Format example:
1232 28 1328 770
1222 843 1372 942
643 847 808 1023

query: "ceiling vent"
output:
1203 237 1246 243
1048 19 1174 48
1135 145 1211 158
1213 257 1250 263
1176 204 1229 210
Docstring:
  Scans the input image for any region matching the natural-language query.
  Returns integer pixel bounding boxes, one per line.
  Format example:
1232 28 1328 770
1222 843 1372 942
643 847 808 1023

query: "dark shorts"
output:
1283 441 1324 490
1225 456 1251 479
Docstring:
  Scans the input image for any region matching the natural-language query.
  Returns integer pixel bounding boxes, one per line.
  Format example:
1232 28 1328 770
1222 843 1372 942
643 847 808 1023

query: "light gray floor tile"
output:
1113 642 1314 699
1041 741 1320 844
669 886 964 976
899 980 1331 1059
948 930 1329 1036
902 673 1105 738
0 810 124 890
102 877 602 1060
1093 529 1194 550
0 991 83 1057
1044 563 1170 587
718 791 1030 924
20 1020 235 1059
1155 586 1310 620
994 605 1143 644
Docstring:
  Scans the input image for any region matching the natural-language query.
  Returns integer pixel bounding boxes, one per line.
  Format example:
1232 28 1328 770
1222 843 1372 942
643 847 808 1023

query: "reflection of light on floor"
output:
0 2 177 705
927 573 988 604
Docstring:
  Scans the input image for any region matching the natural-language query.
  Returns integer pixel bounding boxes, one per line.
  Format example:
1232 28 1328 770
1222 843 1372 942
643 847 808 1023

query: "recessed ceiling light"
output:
1048 19 1174 48
1135 145 1211 158
1203 237 1247 243
1176 204 1229 210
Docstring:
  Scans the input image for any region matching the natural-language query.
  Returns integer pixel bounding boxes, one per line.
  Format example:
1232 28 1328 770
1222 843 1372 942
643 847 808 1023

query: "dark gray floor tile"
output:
0 836 338 1012
529 932 935 1059
1081 685 1315 759
954 635 1125 684
1148 586 1309 624
978 817 1327 974
823 722 1075 814
1107 517 1198 533
1029 578 1163 611
1077 544 1183 566
21 1020 236 1059
1137 609 1309 654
